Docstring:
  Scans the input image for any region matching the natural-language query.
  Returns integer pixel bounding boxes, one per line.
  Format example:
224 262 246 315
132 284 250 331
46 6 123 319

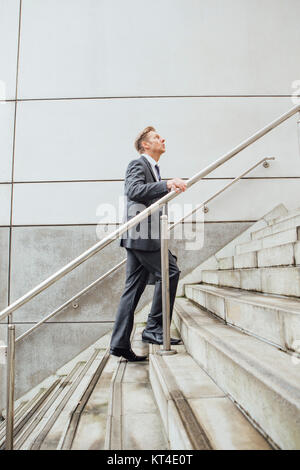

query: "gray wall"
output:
1 0 300 404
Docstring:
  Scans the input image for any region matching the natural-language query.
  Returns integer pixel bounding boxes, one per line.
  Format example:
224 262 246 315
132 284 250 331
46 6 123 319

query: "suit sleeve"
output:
125 160 169 203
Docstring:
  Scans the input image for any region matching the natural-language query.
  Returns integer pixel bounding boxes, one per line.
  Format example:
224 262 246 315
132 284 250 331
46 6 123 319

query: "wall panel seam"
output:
8 0 23 315
6 177 300 184
0 95 297 103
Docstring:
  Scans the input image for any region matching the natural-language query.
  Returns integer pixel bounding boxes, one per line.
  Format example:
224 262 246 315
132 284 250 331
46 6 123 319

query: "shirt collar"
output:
141 153 159 168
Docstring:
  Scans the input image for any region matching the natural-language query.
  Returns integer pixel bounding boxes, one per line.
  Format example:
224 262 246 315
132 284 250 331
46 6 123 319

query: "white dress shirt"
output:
140 153 160 182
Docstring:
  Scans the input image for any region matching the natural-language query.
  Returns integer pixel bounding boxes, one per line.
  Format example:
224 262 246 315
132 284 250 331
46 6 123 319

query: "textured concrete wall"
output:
1 0 300 405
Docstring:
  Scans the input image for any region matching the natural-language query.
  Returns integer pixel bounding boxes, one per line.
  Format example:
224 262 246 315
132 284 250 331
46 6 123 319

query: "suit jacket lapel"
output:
141 155 158 182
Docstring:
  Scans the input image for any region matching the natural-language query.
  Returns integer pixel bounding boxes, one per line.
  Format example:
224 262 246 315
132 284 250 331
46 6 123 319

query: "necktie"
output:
154 164 161 181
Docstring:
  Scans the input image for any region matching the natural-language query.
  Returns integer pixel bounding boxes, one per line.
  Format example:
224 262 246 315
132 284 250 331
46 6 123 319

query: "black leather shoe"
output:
170 337 182 345
142 331 182 345
110 347 147 362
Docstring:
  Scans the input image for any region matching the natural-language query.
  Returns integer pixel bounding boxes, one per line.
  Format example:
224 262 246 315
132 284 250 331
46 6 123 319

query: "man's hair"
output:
134 126 156 154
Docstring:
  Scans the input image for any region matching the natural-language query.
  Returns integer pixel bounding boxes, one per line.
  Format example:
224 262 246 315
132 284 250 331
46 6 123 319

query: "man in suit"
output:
110 126 187 361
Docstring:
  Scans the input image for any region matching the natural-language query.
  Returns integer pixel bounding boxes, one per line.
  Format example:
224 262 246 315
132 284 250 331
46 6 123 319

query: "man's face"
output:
143 131 166 155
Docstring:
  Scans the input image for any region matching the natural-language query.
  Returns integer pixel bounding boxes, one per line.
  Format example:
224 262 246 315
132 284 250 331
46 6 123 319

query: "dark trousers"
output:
110 248 180 350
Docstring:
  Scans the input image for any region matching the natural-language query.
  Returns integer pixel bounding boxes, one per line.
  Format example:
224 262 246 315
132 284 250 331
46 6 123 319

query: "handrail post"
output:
298 111 300 157
6 325 15 450
157 209 177 356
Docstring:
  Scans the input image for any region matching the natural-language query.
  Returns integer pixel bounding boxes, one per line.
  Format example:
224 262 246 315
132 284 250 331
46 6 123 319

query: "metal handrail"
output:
0 103 298 324
5 326 15 450
15 260 125 344
170 156 275 229
14 156 274 344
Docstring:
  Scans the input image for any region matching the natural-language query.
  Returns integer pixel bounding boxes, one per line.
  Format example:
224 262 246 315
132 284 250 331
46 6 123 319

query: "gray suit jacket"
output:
120 155 169 252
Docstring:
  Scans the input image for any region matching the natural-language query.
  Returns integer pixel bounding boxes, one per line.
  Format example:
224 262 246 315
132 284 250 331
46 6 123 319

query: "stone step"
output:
218 256 234 270
257 242 300 268
236 227 300 255
0 388 45 437
12 362 85 450
0 332 113 451
252 214 300 240
149 343 271 450
233 251 258 269
69 354 119 450
272 207 300 226
184 283 300 353
14 362 85 450
38 349 108 450
16 348 106 450
173 298 300 450
201 266 300 297
0 383 61 449
219 241 300 269
182 204 288 293
263 203 289 226
2 327 166 451
105 326 168 451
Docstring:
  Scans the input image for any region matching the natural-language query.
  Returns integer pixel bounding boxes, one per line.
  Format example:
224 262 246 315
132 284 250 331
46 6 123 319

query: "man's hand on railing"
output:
167 178 187 193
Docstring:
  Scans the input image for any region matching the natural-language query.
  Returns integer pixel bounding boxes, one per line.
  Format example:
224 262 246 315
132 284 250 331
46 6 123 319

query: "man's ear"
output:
141 140 149 151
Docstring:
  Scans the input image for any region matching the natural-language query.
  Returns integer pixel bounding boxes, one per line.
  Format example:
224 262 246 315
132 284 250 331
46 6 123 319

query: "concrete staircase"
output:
149 340 271 450
2 203 300 450
201 208 300 298
1 323 272 450
171 204 300 450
